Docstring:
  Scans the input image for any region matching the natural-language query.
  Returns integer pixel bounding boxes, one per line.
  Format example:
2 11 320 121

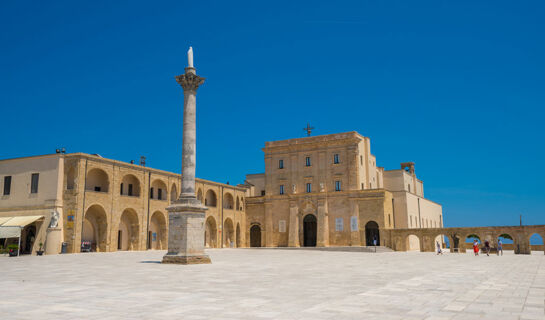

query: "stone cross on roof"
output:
303 123 315 137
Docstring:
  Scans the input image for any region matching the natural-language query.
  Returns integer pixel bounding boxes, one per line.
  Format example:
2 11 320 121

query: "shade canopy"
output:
0 215 43 239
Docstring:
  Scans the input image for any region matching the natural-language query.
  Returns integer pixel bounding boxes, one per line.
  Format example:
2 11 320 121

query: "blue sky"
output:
1 1 544 229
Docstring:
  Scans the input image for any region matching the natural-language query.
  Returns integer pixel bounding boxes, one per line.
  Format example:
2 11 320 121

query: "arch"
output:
149 211 167 250
197 188 203 204
224 218 235 247
120 174 141 197
406 234 421 251
150 179 168 200
240 197 244 211
223 193 234 209
434 234 450 253
303 214 317 247
496 233 514 253
236 197 240 211
236 223 241 248
83 204 108 252
205 189 217 207
170 183 178 203
529 233 544 253
66 166 76 190
205 216 217 248
365 221 380 246
85 168 109 192
250 225 261 247
117 208 140 251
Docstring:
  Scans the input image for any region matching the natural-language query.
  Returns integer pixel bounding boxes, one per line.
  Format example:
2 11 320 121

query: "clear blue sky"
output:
1 1 544 229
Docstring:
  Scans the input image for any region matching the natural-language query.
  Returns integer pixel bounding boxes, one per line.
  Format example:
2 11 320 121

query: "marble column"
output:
162 55 211 264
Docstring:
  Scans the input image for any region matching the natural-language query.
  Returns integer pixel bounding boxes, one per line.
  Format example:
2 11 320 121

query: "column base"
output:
162 254 211 265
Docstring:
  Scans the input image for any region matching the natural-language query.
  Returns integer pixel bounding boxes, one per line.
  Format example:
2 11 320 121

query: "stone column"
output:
288 200 300 247
162 63 211 265
317 198 329 247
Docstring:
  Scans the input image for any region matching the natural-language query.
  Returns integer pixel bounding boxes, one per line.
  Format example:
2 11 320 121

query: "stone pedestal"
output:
162 197 210 264
45 227 62 255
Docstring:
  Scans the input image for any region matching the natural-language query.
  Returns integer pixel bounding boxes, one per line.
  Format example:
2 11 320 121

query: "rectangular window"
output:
335 218 343 231
278 159 284 169
150 187 154 199
158 188 162 200
361 183 364 190
408 184 411 192
360 155 363 165
306 183 311 193
3 176 11 195
279 185 284 195
305 157 311 167
30 173 39 194
335 181 341 191
334 154 339 164
279 220 286 233
120 183 124 195
261 190 265 196
95 186 101 192
128 184 133 196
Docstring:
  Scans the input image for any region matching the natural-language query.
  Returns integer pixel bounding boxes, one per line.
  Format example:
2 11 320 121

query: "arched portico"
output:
205 216 217 248
148 211 167 250
83 204 108 252
117 209 140 251
224 218 235 247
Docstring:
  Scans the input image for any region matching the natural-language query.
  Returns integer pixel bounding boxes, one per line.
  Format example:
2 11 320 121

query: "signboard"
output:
152 232 157 241
335 218 343 231
67 214 75 229
350 216 358 231
279 220 286 233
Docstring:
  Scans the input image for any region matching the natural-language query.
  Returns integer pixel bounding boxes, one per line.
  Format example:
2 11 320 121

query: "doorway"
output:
365 221 380 246
303 214 317 247
250 225 261 247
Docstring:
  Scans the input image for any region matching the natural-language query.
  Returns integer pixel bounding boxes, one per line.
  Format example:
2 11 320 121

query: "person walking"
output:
473 239 479 256
497 239 503 256
436 241 443 255
484 240 490 256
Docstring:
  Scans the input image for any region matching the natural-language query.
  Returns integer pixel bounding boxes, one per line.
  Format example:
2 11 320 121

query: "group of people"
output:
435 239 504 255
472 239 503 256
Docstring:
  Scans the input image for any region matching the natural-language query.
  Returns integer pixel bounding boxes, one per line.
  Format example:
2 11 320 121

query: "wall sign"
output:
335 218 343 231
350 216 358 231
279 220 286 233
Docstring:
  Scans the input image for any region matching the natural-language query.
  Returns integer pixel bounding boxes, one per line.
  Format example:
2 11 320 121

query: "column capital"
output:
175 69 205 92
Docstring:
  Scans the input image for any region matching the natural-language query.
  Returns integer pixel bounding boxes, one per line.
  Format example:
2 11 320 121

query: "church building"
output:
243 131 442 248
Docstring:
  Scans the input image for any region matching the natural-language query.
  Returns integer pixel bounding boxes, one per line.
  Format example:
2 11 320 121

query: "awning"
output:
0 216 44 238
0 215 43 227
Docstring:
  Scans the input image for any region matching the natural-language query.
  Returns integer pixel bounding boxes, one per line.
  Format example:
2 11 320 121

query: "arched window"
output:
205 190 217 207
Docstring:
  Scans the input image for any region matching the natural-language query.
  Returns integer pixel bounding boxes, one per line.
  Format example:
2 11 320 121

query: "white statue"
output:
49 211 59 228
292 184 297 194
187 46 194 68
320 182 325 192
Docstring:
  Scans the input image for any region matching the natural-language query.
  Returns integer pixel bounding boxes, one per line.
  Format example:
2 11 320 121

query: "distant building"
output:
244 131 442 248
0 153 247 254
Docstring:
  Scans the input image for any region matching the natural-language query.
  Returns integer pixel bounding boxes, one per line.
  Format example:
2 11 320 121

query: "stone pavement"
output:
1 249 544 320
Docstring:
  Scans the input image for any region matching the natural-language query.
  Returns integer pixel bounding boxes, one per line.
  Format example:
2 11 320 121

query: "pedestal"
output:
162 197 211 264
45 227 62 255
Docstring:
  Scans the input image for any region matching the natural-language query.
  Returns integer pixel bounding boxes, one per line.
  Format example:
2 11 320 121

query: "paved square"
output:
1 249 544 319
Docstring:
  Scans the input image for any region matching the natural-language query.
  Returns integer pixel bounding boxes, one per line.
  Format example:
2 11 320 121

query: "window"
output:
335 181 341 191
261 190 265 196
120 183 124 195
361 183 364 190
3 176 11 195
278 159 284 169
150 187 154 199
388 214 391 226
408 184 411 192
30 173 39 194
128 184 133 196
360 155 363 165
279 185 284 195
95 186 101 192
410 216 412 228
306 183 311 193
305 157 311 167
158 188 162 200
334 154 339 164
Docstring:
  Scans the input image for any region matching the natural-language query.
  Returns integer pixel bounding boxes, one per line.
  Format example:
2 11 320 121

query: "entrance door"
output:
365 221 380 246
117 230 122 250
250 225 261 247
303 214 317 247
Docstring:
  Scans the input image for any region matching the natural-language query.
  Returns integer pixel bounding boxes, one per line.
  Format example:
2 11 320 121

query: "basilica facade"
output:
243 131 442 249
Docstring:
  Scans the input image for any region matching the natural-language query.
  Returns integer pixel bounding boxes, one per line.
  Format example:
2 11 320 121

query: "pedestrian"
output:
373 236 377 247
436 241 443 255
497 239 503 256
473 239 479 256
484 240 490 256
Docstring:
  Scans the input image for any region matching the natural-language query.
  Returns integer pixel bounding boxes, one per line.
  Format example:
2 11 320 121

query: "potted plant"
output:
37 242 44 256
8 244 19 257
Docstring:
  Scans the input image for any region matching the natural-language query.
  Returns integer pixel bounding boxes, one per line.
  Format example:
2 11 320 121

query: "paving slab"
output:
0 249 544 319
